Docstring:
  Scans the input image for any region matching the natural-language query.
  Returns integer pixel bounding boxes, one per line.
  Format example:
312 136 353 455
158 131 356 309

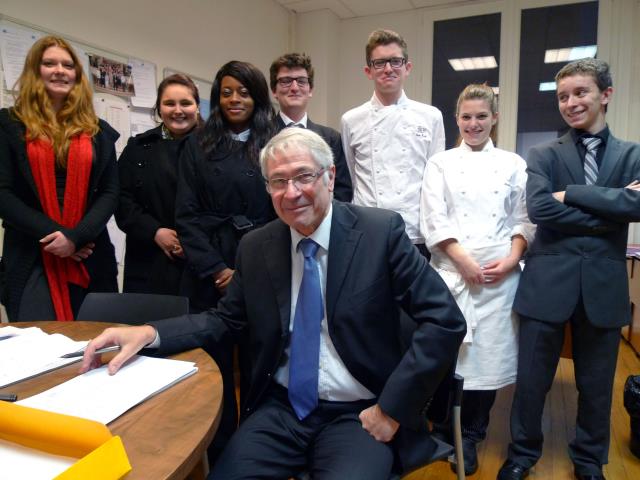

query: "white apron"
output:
431 245 519 390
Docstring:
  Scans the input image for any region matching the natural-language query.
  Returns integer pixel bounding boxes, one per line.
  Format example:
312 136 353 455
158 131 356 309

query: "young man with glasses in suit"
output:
270 53 352 202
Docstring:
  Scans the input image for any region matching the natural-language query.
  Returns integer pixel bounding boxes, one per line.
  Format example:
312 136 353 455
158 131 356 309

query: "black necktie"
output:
287 122 305 129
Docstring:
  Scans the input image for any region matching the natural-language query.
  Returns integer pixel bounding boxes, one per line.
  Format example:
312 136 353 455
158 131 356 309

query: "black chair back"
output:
76 293 189 325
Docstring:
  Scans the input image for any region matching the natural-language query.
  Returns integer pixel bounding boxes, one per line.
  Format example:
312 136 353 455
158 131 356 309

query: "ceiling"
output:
274 0 474 19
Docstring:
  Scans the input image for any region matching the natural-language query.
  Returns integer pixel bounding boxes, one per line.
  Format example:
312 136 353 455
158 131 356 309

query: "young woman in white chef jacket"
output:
420 83 535 475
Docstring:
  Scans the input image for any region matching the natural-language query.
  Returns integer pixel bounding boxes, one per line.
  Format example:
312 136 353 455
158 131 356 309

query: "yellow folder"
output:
0 400 131 479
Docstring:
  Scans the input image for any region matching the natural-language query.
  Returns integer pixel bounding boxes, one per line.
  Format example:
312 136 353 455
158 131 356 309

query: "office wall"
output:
1 0 291 85
294 10 341 128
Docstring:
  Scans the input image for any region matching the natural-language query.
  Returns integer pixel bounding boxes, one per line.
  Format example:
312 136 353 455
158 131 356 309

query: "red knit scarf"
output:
27 134 93 321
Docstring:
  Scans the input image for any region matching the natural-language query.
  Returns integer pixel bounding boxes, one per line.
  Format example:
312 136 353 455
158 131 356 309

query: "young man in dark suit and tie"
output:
498 58 640 480
82 128 466 479
270 52 353 202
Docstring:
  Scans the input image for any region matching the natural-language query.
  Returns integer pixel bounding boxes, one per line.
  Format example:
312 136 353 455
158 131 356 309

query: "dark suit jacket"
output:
151 201 465 468
276 115 353 202
514 130 640 328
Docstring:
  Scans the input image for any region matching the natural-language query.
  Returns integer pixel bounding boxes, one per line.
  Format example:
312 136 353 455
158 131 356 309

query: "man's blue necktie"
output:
288 238 323 420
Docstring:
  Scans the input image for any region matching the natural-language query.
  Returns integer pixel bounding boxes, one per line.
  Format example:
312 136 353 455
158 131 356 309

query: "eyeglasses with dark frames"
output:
276 76 310 88
368 57 407 70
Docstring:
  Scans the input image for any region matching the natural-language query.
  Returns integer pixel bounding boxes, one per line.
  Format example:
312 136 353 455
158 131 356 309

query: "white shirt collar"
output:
460 138 494 153
230 128 251 142
371 90 408 108
279 111 308 128
290 204 332 253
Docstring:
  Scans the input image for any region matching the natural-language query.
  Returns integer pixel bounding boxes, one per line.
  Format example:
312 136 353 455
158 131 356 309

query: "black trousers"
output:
432 389 496 444
507 304 620 475
461 390 497 443
209 385 394 480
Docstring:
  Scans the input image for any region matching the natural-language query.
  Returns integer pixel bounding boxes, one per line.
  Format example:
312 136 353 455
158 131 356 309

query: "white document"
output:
200 98 211 120
70 42 91 82
0 22 41 90
93 93 131 155
0 325 42 340
0 327 88 388
0 68 16 109
130 108 157 137
129 59 157 108
18 356 198 425
0 439 75 480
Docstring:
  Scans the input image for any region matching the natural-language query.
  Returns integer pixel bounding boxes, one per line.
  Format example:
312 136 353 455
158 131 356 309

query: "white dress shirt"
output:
279 112 308 128
341 91 445 244
273 205 375 401
230 128 250 142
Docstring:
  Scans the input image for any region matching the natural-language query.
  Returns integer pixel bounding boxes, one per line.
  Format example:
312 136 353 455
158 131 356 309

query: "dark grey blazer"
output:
514 130 640 327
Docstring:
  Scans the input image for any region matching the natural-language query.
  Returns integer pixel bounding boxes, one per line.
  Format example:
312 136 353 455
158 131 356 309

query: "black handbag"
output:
623 375 640 458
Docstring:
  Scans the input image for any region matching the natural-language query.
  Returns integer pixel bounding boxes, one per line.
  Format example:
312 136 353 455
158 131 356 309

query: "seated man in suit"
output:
81 128 465 479
270 52 353 202
498 58 640 480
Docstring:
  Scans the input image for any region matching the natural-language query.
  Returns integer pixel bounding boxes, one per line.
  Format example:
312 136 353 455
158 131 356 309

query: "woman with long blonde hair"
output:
0 35 119 321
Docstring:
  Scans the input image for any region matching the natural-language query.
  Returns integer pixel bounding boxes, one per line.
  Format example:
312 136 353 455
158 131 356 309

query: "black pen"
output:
60 345 121 358
0 393 18 402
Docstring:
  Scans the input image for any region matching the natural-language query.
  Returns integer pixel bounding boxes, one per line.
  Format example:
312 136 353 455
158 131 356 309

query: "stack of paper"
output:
627 245 640 259
0 326 88 388
17 356 198 425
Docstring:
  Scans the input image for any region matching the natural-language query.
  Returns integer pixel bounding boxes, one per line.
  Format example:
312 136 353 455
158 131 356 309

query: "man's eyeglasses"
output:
368 57 407 70
265 168 326 193
276 76 310 88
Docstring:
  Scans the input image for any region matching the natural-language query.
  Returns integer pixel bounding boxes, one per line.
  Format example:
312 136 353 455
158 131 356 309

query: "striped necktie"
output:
581 136 601 185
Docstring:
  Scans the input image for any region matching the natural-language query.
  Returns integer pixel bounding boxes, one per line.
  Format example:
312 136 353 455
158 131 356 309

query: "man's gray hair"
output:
259 128 334 178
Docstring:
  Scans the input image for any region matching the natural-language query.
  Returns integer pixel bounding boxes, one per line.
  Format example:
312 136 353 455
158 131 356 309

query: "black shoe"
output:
497 459 530 480
451 438 478 476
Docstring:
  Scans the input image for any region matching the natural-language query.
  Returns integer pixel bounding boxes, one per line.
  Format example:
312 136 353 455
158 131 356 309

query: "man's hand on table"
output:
80 325 157 375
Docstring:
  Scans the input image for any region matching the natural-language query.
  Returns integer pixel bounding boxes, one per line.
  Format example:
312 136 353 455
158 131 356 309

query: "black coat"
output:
115 125 188 294
276 115 353 202
0 108 119 320
175 134 276 311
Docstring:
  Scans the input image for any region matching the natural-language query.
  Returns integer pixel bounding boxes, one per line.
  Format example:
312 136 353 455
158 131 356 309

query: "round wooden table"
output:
0 321 222 480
